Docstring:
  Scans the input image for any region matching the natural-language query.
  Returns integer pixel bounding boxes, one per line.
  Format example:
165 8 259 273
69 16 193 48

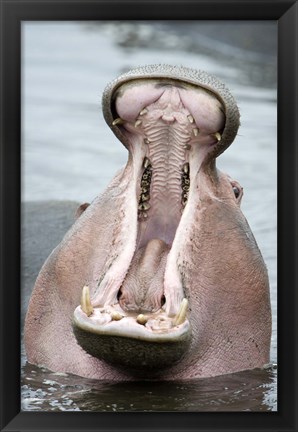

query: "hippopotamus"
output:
24 64 272 380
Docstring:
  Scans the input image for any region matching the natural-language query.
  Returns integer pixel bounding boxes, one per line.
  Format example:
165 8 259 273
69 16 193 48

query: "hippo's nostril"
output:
161 295 166 307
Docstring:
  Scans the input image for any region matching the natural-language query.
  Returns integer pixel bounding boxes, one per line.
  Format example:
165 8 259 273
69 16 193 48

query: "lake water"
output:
21 21 277 411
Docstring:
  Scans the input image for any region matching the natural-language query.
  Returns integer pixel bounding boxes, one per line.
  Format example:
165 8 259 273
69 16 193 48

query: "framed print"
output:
0 1 297 431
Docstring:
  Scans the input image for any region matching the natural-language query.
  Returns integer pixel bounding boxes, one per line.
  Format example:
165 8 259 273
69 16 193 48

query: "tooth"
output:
140 108 148 116
144 138 151 145
135 119 142 128
137 314 148 325
193 128 199 137
183 162 189 174
112 117 124 126
138 202 151 211
81 286 94 317
173 298 188 325
143 157 151 169
213 132 222 142
138 211 148 220
111 311 123 321
141 194 150 202
187 114 194 123
183 144 191 150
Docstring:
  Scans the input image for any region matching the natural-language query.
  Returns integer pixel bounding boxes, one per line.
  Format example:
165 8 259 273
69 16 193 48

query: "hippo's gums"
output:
24 65 272 380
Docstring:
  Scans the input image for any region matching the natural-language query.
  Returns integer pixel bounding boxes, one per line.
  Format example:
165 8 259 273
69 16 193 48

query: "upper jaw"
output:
102 64 240 157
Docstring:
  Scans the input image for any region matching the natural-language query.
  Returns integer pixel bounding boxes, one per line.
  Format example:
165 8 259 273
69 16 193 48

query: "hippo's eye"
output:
233 186 240 199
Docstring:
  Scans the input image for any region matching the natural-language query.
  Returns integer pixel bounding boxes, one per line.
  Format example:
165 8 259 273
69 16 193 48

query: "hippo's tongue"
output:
118 239 170 314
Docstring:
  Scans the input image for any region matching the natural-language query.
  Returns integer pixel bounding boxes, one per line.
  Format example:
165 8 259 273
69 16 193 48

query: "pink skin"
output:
24 77 271 380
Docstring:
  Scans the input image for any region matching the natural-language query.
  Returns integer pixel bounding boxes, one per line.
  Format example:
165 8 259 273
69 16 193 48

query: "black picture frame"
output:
0 1 297 431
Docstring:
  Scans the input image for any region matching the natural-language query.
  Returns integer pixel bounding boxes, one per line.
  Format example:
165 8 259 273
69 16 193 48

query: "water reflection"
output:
21 362 277 412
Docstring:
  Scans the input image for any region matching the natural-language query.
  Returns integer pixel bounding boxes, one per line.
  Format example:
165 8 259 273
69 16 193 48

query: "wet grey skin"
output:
26 65 271 380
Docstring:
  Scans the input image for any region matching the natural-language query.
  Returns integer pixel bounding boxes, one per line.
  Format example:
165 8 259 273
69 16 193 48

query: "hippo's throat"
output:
73 81 225 372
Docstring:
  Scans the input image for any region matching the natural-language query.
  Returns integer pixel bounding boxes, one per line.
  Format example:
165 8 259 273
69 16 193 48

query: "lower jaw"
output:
72 143 194 371
73 280 191 372
73 313 191 374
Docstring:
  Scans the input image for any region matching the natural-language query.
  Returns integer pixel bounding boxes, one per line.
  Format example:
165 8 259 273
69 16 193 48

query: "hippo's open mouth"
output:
73 77 225 371
25 65 271 379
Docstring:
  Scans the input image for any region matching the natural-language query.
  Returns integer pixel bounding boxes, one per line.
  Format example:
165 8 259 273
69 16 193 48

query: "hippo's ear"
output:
229 180 243 205
75 203 90 219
